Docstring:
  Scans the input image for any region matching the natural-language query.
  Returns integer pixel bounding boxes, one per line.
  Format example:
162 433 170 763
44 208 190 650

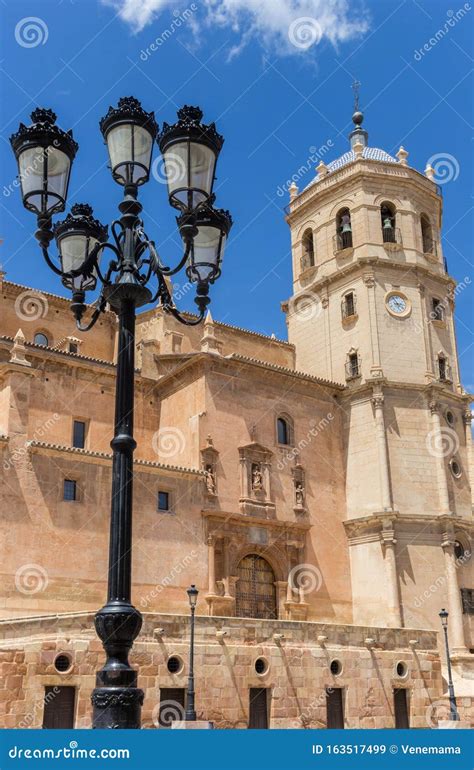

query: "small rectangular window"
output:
343 292 355 318
72 420 86 449
432 298 444 322
158 491 170 512
346 353 360 378
460 588 474 614
63 479 77 502
69 343 78 354
438 357 447 381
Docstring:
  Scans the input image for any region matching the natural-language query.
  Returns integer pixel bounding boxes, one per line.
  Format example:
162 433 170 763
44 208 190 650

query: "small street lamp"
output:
10 99 231 729
439 608 459 721
185 584 199 721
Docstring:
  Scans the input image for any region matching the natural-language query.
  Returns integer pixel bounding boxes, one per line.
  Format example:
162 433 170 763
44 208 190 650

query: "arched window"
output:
34 332 49 347
277 416 291 445
381 203 396 244
301 229 315 269
420 214 434 254
235 554 277 619
336 208 352 250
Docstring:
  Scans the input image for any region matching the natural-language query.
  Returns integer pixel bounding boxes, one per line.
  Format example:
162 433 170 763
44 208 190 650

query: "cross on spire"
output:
352 80 361 113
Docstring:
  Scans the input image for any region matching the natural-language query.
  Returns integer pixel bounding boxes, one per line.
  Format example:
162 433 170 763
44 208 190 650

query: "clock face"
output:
387 294 407 314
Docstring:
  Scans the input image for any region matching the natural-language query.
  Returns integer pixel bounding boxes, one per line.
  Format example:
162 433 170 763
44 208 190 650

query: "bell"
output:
341 215 352 233
383 216 393 231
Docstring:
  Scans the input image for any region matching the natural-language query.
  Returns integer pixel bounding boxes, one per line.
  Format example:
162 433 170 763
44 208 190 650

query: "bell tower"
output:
283 98 473 661
284 101 461 390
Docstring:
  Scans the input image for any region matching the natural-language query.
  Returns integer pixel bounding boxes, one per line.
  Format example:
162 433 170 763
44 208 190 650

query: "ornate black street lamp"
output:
10 98 232 729
185 584 199 721
439 608 459 721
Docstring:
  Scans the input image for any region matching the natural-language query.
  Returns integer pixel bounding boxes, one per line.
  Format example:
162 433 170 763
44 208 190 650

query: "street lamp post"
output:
10 100 231 729
439 608 459 721
185 584 199 721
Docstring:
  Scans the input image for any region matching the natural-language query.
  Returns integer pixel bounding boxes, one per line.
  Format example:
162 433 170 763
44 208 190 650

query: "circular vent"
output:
396 661 408 678
330 659 342 676
54 654 72 673
255 657 268 675
167 656 182 674
450 459 462 478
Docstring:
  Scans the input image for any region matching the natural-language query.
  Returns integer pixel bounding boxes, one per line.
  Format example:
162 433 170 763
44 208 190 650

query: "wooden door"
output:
326 688 344 729
394 689 410 728
249 688 268 729
42 686 75 729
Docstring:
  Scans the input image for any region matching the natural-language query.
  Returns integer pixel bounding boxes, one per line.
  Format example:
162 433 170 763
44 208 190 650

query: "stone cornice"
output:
286 160 441 224
137 304 292 347
0 610 439 650
152 350 345 396
336 379 472 405
27 440 204 477
201 508 312 532
225 354 344 390
289 256 454 300
344 511 473 542
0 336 115 369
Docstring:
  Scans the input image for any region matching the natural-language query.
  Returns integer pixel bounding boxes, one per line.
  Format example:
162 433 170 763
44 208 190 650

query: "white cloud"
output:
103 0 369 56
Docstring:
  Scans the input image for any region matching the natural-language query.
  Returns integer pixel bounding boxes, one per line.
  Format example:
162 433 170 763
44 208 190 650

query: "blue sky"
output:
1 0 473 385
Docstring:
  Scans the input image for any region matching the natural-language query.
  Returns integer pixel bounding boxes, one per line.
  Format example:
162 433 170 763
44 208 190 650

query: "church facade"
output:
0 111 472 729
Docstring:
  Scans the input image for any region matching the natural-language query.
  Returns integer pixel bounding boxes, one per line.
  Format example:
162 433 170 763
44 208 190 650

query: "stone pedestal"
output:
172 720 214 729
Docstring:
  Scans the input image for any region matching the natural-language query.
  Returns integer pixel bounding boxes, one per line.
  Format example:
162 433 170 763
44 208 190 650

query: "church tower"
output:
283 97 473 668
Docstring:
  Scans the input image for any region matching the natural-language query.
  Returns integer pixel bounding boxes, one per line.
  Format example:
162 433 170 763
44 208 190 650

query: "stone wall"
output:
1 612 468 730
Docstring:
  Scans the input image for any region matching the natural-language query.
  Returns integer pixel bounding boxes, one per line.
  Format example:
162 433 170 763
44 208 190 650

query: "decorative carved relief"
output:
238 442 275 518
291 463 307 515
201 435 219 501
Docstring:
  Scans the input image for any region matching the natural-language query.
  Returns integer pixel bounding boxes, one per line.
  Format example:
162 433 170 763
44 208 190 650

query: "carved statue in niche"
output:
295 481 305 507
252 463 264 492
205 464 216 495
